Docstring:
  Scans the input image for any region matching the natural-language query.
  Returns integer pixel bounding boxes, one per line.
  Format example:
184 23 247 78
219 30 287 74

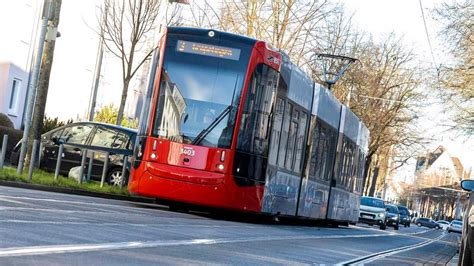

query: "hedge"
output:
0 126 23 160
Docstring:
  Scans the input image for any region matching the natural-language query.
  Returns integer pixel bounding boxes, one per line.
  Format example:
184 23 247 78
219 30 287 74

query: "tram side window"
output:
237 64 278 156
308 118 320 179
355 151 366 193
338 138 356 189
285 109 298 170
309 120 337 181
278 102 292 168
268 97 285 165
293 112 307 172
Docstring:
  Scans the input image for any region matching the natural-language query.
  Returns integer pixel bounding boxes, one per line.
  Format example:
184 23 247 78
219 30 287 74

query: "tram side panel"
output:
262 55 313 216
326 106 360 223
297 85 340 219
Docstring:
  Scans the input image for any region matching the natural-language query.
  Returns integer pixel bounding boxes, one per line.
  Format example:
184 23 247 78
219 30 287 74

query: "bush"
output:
42 116 73 134
0 126 23 160
0 113 14 128
95 104 138 129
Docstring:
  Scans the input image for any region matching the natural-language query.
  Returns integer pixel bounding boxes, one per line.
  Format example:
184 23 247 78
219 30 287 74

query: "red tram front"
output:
129 27 282 212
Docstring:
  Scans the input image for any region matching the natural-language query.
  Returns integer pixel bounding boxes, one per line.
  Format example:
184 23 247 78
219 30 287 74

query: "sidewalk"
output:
448 253 458 265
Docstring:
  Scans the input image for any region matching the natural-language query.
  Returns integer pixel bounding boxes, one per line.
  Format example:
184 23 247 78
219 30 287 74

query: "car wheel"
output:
108 167 125 186
394 224 399 230
380 224 386 230
417 222 421 227
435 225 440 230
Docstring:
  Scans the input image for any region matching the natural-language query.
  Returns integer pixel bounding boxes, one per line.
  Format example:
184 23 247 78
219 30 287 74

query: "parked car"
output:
436 220 450 230
415 217 441 229
397 205 411 227
359 196 387 230
385 204 400 230
459 179 474 265
10 122 136 185
448 220 463 234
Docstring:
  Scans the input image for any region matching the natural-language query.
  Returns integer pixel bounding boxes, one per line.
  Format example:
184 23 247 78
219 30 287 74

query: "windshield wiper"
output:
191 105 232 146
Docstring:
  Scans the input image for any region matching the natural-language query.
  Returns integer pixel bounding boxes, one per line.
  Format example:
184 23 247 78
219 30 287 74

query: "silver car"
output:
448 220 463 233
359 196 387 230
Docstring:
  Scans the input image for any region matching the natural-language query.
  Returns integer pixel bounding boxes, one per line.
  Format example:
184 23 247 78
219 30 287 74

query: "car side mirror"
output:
461 180 474 192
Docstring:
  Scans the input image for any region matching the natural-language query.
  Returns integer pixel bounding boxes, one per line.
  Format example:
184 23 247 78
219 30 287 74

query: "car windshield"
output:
452 221 462 226
360 197 385 208
152 34 252 148
386 205 398 214
397 207 408 215
437 221 448 224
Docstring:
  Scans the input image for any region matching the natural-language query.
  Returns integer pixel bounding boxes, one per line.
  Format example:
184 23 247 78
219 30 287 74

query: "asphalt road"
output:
0 186 459 265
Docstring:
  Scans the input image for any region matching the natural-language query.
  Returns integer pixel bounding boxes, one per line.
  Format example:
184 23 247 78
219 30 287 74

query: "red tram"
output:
129 27 369 224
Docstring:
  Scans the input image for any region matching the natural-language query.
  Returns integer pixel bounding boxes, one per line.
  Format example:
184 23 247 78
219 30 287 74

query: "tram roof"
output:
167 27 258 47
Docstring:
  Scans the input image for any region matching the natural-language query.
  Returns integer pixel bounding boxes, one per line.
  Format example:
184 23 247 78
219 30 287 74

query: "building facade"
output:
0 62 28 129
412 146 472 220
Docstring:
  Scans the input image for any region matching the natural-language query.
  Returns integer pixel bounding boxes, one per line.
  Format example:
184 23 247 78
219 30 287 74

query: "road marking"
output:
338 232 447 265
0 195 194 218
0 207 111 214
0 198 31 205
0 233 402 258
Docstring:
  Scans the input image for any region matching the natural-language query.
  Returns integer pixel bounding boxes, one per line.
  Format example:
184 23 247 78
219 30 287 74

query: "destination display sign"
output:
177 40 240 61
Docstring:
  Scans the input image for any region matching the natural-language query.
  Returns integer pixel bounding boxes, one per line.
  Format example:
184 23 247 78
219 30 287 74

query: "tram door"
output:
262 95 309 216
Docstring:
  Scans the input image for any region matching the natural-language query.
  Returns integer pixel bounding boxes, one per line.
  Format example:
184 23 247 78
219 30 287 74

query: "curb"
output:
0 180 155 204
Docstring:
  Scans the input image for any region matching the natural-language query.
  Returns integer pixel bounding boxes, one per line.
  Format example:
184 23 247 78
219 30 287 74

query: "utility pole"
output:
87 10 105 122
25 0 63 169
17 0 52 174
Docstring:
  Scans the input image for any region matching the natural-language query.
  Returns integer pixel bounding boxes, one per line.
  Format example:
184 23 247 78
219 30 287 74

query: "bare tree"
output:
310 11 425 196
187 0 338 65
434 0 473 134
99 0 162 125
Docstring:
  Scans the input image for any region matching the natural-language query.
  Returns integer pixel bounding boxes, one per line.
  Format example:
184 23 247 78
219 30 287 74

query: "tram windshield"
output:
152 34 252 148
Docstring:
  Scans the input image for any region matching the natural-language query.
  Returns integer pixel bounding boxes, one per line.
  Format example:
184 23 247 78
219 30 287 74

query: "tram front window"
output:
152 34 252 148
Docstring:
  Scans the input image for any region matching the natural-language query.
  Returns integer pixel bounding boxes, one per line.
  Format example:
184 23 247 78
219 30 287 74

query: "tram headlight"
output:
217 164 224 170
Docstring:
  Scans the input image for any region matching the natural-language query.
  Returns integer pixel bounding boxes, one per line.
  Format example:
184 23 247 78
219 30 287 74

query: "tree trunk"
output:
368 166 380 197
25 0 62 169
116 78 131 125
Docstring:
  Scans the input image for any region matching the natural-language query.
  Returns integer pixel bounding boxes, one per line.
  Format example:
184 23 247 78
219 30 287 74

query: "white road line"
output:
0 207 111 214
339 233 447 265
0 195 189 218
0 219 266 229
0 233 399 258
0 198 31 205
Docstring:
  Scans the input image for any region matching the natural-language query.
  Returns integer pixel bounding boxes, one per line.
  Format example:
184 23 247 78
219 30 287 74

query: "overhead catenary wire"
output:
418 0 442 89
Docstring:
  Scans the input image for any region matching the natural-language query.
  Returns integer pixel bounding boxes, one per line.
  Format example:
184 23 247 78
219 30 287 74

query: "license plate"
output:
362 215 372 219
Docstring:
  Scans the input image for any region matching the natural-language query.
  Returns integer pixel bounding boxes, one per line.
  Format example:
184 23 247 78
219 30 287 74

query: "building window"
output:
8 78 21 113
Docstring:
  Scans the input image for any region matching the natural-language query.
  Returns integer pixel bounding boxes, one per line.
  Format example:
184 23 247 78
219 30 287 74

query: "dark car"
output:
397 205 411 227
415 217 441 229
459 180 474 265
385 204 400 230
10 122 136 185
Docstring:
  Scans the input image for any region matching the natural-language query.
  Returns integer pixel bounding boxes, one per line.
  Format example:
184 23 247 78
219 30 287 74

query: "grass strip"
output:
0 166 129 196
